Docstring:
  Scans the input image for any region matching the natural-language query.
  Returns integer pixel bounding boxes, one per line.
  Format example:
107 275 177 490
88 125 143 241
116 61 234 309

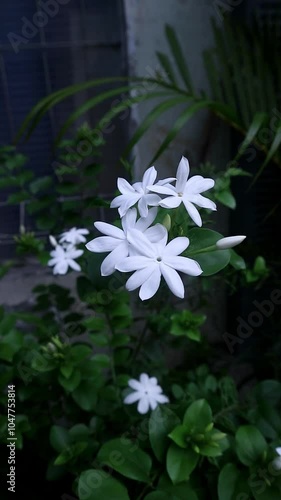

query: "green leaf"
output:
235 425 267 466
166 443 199 484
187 228 231 276
72 381 97 411
50 426 71 453
149 406 181 461
54 441 88 465
30 176 53 194
0 330 24 362
78 469 130 500
97 438 152 483
229 250 246 270
58 370 81 392
183 399 213 434
215 189 236 209
165 25 194 93
168 425 188 449
69 345 93 363
252 121 281 184
218 463 251 500
235 112 268 160
156 51 178 85
144 493 170 500
91 354 111 368
69 424 90 442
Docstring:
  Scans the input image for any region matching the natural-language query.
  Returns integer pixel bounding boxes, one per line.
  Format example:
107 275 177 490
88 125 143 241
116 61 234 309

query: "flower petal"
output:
137 396 150 414
138 196 149 218
142 166 157 189
182 199 202 226
86 236 119 253
94 221 124 239
128 379 143 391
126 265 156 291
140 373 150 385
127 229 157 258
189 194 217 211
124 392 142 404
164 256 202 276
121 208 137 233
185 177 215 194
117 177 135 194
176 156 189 192
67 259 81 272
159 196 182 209
136 207 158 232
155 394 169 404
118 195 140 217
101 241 128 276
160 264 185 298
163 236 190 257
148 185 176 196
116 256 153 273
54 261 68 275
139 267 161 300
144 224 167 244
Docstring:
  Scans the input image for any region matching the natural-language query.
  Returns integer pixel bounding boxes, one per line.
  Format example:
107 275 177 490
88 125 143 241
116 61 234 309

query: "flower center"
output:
156 257 162 262
178 192 183 197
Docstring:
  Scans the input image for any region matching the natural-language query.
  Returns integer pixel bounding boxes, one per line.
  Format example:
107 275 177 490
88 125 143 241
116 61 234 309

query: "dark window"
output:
0 0 128 257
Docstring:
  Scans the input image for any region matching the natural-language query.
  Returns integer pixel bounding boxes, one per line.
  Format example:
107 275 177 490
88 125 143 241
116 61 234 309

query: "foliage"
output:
15 21 281 180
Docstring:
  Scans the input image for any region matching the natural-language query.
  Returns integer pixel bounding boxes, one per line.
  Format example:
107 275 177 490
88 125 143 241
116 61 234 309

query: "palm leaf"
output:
165 25 195 94
156 51 178 86
234 112 268 161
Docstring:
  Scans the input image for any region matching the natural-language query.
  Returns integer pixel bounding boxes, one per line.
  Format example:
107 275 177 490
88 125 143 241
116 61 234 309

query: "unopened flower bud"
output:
216 235 246 250
49 235 58 247
162 214 171 231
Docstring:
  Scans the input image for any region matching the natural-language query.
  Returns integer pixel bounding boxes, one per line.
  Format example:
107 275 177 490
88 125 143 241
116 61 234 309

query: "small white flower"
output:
149 156 216 227
273 447 281 471
110 166 175 218
124 373 169 414
116 228 202 300
48 244 83 275
216 235 246 249
85 208 165 276
59 227 89 245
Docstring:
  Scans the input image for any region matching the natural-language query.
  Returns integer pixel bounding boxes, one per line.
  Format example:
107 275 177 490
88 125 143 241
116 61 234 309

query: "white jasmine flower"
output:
273 447 281 471
85 208 165 276
124 373 169 414
116 228 202 300
148 156 216 227
110 166 175 218
59 227 89 245
216 235 246 249
48 244 83 275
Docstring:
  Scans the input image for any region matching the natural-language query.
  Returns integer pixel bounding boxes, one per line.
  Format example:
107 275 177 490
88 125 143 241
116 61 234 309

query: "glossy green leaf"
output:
166 443 199 484
235 425 267 466
78 469 129 500
149 406 181 461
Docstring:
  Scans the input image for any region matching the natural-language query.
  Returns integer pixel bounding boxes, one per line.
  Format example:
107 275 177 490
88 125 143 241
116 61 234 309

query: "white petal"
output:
94 221 124 239
147 396 158 411
48 258 58 266
126 266 156 291
122 208 137 233
160 264 185 298
148 185 176 196
142 166 157 189
182 200 202 227
140 373 150 385
138 196 149 218
54 261 68 275
144 224 167 244
185 177 214 194
127 229 157 258
86 236 119 253
128 379 143 391
156 177 176 186
136 207 158 231
164 255 203 276
66 248 84 259
124 392 142 404
190 194 217 211
116 256 153 273
175 156 189 192
276 447 281 456
101 242 128 276
139 267 161 300
144 193 162 207
79 229 89 235
117 177 135 194
159 196 182 209
67 259 81 272
118 195 140 217
163 237 190 257
155 394 169 404
137 396 150 414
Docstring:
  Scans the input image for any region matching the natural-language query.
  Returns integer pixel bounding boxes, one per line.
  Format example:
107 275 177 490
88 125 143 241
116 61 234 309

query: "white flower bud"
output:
216 235 246 250
49 235 58 247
